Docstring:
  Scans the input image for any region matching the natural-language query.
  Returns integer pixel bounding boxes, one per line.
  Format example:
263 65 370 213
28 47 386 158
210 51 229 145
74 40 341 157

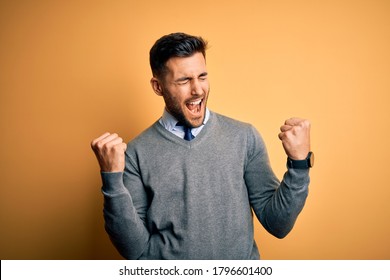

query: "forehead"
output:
165 52 207 78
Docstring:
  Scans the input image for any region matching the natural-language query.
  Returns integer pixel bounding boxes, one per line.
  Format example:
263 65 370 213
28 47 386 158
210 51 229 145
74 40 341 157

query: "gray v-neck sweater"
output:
101 111 310 259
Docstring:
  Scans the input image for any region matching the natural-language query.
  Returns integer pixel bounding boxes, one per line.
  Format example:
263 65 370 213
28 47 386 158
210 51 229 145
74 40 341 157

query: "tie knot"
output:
176 122 194 141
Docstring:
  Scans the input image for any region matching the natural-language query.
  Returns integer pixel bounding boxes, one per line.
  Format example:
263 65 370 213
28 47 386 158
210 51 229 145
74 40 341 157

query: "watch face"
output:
309 152 314 167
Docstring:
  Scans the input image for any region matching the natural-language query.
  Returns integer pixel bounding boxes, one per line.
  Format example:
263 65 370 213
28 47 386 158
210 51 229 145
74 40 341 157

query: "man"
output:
91 32 313 260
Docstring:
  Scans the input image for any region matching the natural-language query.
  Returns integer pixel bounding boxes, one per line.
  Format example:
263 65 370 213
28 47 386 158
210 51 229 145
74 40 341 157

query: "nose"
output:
191 79 203 96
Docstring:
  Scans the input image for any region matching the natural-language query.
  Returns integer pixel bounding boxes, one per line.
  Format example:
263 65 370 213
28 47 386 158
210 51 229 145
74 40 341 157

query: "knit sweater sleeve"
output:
244 125 310 238
100 151 150 259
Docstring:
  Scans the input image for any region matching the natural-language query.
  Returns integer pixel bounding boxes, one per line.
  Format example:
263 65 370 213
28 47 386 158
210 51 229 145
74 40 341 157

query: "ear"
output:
150 77 163 96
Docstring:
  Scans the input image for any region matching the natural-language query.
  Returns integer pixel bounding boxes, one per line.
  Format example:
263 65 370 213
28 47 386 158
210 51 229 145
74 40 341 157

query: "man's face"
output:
152 52 210 128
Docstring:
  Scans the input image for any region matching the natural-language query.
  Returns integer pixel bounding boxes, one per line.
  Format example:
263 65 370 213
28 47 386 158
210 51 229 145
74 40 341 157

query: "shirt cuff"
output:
283 168 310 189
100 171 126 194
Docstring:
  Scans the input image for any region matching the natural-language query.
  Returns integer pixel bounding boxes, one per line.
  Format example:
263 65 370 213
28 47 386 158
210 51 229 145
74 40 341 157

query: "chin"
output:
187 115 205 128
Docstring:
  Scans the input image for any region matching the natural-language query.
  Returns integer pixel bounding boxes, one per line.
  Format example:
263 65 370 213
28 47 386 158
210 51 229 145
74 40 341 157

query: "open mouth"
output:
186 98 203 115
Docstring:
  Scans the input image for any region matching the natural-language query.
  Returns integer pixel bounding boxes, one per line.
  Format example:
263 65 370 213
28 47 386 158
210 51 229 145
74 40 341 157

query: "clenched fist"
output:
91 132 127 172
278 118 311 160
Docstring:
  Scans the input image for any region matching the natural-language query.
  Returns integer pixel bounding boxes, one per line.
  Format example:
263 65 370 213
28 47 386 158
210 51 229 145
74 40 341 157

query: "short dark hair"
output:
149 32 208 78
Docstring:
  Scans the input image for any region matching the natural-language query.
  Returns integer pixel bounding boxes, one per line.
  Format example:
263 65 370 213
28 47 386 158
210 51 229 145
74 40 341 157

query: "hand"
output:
90 132 127 172
278 118 311 160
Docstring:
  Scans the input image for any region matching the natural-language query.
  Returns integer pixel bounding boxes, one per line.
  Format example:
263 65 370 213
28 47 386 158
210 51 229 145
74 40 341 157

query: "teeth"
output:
189 99 202 105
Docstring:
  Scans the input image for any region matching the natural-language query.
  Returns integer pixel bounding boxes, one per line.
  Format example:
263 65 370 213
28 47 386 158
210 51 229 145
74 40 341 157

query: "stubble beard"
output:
162 88 209 128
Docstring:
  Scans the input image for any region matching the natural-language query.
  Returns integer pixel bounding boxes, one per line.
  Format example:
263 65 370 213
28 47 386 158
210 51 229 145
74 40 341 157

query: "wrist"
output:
287 151 314 169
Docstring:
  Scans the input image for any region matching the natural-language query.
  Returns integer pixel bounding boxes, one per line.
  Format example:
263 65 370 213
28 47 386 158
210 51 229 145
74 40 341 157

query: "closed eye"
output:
175 77 191 85
199 72 208 80
175 72 208 85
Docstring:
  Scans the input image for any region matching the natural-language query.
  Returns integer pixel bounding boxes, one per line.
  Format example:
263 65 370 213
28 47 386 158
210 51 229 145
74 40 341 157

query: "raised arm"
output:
91 133 150 259
245 119 311 238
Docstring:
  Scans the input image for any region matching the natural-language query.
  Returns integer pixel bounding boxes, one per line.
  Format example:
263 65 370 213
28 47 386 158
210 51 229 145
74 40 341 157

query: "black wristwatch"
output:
287 151 314 169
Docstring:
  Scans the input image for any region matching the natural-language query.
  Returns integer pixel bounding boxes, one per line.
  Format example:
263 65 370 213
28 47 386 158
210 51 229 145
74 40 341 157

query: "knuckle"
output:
96 141 106 150
113 144 120 150
289 127 298 134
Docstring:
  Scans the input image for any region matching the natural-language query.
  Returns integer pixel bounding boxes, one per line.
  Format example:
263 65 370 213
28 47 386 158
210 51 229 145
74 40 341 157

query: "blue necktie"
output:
176 122 194 141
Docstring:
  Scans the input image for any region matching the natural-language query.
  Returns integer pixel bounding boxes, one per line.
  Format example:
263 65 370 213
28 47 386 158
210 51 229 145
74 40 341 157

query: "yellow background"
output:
1 0 389 259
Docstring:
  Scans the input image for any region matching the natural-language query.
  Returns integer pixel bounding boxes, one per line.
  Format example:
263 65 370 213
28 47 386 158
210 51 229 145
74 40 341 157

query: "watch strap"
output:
287 152 313 169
